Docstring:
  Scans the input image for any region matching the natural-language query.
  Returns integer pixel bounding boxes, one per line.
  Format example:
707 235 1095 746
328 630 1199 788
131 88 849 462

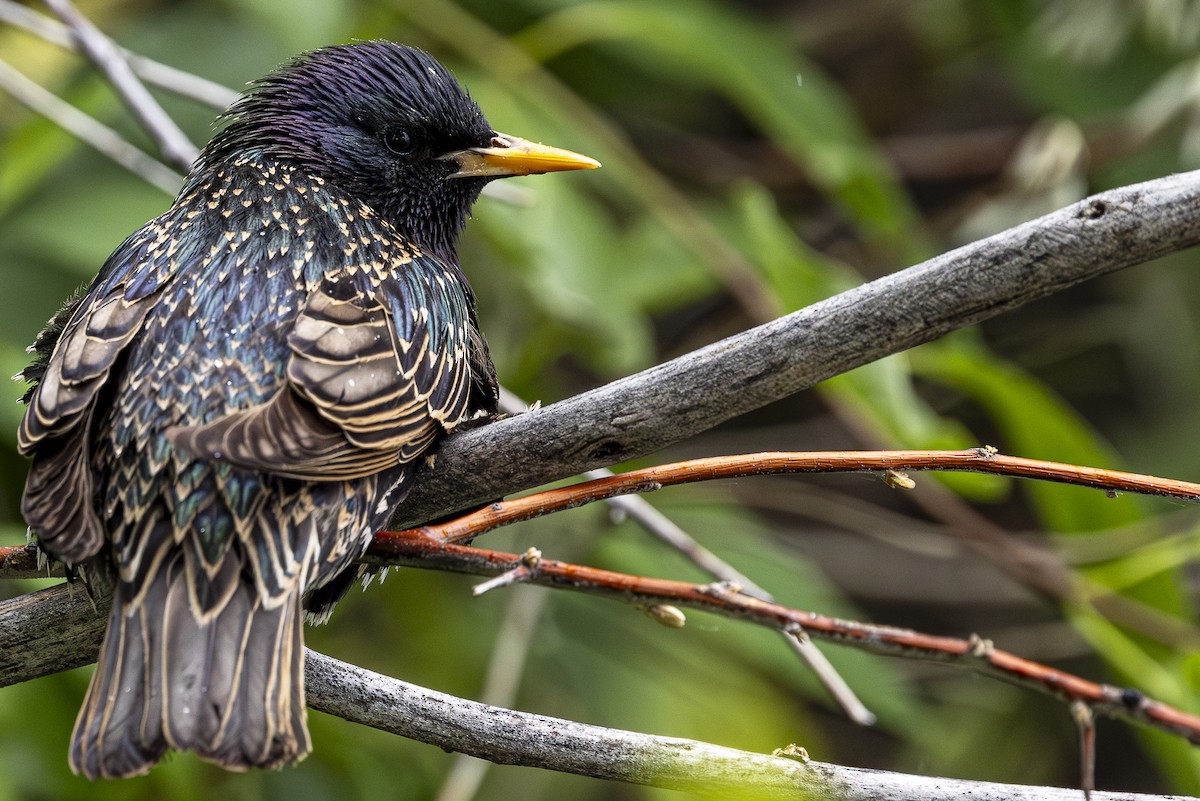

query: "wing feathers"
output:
21 418 105 563
166 388 354 480
170 261 483 482
20 294 155 454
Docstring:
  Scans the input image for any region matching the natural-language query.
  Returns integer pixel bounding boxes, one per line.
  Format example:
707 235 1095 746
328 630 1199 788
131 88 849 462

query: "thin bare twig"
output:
416 448 1200 545
42 0 197 170
364 531 1200 745
0 0 238 109
1073 700 1097 797
497 390 875 725
0 56 182 194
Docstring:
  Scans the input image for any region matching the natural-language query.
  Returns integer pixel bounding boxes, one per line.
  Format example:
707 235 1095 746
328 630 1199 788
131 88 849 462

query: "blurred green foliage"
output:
3 0 1200 797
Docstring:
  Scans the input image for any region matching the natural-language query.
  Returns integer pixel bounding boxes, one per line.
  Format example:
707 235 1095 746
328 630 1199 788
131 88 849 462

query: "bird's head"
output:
199 41 598 262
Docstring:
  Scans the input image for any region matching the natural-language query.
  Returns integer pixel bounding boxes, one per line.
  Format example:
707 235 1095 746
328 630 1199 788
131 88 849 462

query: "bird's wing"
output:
168 255 486 481
19 227 177 561
18 247 166 453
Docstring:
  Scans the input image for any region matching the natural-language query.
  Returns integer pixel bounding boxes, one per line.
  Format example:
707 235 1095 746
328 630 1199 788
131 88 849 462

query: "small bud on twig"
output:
472 547 542 596
883 469 915 489
641 604 687 628
771 743 810 763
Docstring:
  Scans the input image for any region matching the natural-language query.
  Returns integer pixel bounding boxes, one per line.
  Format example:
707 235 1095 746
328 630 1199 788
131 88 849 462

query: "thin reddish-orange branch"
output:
6 447 1198 576
0 544 46 579
412 448 1200 544
8 448 1200 744
6 448 1195 571
367 530 1200 745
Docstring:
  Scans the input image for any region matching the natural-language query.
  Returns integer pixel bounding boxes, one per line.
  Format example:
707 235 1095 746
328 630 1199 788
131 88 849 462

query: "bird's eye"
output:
382 130 415 156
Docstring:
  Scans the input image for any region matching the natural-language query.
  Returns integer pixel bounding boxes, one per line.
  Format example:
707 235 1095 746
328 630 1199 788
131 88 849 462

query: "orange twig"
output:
7 446 1200 747
6 447 1197 576
0 544 47 578
412 448 1200 544
366 530 1200 745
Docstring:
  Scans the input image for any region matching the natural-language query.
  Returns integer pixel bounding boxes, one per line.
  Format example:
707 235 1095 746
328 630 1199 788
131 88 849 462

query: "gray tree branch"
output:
0 56 183 193
0 583 104 685
306 648 1183 801
43 0 198 170
0 0 238 109
2 577 1195 799
395 171 1200 526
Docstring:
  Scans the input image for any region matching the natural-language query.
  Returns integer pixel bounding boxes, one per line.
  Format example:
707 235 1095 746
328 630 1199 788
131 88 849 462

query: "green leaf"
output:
516 0 923 258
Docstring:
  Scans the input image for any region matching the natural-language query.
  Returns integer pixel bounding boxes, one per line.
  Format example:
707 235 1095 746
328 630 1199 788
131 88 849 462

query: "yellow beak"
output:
444 132 600 179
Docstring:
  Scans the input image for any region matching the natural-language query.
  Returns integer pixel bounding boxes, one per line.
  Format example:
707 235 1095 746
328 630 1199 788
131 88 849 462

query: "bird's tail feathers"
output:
70 548 309 779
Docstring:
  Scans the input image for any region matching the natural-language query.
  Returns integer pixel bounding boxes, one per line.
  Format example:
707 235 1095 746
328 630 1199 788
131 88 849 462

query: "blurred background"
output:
3 0 1200 798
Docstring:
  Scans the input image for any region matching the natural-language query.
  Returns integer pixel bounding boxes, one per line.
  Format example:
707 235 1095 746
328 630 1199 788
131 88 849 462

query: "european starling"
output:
17 41 597 779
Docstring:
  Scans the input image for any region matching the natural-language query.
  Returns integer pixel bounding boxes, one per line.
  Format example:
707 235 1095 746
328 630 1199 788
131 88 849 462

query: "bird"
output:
15 40 598 779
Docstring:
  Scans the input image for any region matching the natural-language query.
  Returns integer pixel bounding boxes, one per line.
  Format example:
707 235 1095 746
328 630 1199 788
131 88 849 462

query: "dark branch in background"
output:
42 0 198 171
396 172 1200 525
